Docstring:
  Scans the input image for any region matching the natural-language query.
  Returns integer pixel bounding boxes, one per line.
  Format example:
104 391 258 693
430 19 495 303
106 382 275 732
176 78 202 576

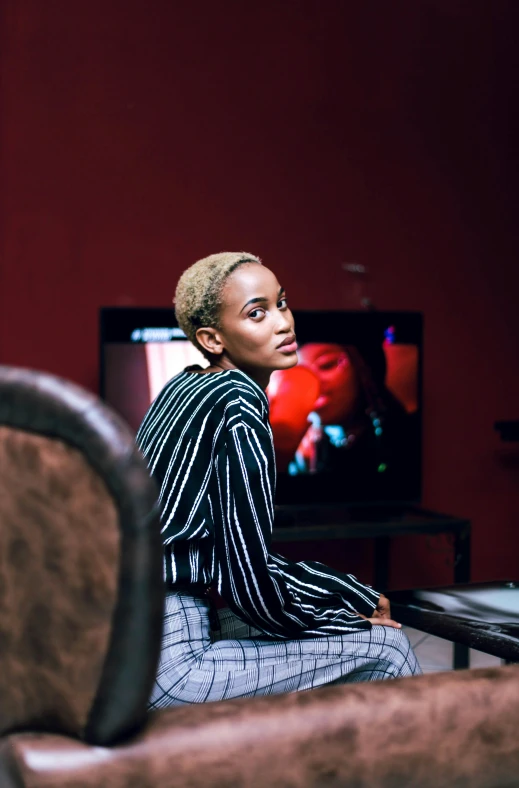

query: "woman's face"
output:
216 263 298 380
297 343 361 425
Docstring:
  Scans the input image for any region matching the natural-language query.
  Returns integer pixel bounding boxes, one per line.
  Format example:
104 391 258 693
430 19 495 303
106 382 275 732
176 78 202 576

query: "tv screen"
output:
100 308 422 507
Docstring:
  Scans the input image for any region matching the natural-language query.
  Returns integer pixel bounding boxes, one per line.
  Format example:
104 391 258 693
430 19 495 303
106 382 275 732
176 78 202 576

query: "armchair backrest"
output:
0 366 163 746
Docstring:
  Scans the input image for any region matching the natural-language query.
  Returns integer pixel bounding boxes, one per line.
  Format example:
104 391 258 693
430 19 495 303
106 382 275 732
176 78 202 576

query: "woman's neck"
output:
205 358 271 391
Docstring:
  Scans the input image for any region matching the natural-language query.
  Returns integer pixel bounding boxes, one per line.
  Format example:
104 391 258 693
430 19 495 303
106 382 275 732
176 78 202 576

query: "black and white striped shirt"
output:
136 367 380 637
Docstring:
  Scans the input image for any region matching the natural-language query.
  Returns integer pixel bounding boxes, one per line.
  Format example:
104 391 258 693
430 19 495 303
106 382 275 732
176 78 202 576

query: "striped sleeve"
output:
213 400 380 638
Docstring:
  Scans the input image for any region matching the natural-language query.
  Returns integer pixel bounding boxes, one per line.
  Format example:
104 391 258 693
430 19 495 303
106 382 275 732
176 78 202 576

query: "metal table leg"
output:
453 522 471 669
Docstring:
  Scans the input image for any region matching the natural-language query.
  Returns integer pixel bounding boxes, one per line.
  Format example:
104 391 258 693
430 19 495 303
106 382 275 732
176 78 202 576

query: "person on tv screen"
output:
136 252 421 708
267 337 417 484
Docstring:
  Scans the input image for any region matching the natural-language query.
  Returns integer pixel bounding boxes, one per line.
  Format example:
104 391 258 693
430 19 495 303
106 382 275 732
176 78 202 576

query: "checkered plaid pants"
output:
149 592 422 708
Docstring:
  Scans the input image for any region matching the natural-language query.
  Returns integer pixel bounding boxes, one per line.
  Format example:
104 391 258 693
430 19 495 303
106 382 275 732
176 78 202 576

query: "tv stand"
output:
273 504 470 591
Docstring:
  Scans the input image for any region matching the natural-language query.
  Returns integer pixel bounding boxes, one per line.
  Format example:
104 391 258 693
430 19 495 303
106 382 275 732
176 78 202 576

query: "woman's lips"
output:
314 395 329 409
277 341 298 354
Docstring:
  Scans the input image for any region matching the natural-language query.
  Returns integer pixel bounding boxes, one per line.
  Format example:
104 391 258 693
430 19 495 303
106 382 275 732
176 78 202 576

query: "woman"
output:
136 252 421 708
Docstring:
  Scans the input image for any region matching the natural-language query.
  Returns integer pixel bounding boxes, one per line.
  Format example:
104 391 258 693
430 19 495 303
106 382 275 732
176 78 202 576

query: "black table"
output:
390 581 519 667
272 504 471 591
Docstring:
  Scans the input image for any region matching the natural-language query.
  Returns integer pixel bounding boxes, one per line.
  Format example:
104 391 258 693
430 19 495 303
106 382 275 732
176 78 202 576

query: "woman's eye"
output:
318 356 340 371
248 308 265 320
278 297 288 309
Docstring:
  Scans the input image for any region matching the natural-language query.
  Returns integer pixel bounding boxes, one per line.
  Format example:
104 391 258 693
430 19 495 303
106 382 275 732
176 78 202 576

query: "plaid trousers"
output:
149 591 422 709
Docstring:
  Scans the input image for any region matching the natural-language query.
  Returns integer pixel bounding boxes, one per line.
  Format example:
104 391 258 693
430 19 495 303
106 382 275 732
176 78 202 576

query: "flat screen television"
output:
100 308 422 507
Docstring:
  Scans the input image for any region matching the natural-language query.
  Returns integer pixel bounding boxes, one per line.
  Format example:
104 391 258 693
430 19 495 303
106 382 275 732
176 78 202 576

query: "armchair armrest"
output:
2 666 519 787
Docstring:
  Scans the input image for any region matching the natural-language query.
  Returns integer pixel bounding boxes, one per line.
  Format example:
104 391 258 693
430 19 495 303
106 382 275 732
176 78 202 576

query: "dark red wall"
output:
1 0 518 588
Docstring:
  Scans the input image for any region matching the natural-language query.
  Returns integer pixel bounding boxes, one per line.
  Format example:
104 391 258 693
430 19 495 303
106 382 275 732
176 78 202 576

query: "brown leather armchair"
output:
1 365 519 788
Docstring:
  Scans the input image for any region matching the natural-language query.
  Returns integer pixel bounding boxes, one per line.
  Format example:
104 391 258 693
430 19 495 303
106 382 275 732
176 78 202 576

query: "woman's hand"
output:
364 616 402 629
373 593 391 620
358 594 402 628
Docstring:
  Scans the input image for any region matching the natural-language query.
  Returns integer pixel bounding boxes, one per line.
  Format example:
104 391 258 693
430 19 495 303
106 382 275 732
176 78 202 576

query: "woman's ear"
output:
195 327 225 357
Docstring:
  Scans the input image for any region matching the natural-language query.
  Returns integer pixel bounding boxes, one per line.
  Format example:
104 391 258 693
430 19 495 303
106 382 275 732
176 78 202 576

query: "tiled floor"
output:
404 626 503 673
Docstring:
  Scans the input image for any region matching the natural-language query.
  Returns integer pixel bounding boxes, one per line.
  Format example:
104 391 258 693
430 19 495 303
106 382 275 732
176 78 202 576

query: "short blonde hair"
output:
174 251 262 355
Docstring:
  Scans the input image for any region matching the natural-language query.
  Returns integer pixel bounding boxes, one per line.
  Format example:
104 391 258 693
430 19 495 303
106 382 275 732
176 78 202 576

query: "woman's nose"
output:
276 310 293 332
